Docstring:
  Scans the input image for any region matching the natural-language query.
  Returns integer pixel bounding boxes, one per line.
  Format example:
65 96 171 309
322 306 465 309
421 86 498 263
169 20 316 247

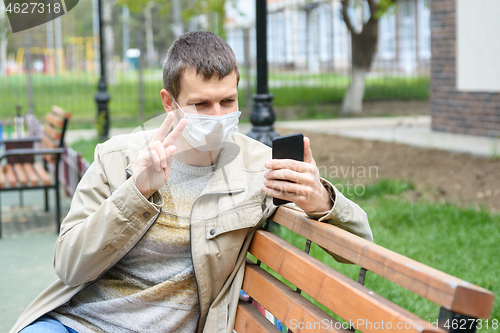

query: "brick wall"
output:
430 0 500 137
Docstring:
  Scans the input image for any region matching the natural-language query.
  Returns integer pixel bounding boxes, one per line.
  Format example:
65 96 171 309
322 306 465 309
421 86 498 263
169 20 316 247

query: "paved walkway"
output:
66 116 499 158
273 116 499 157
0 189 68 332
2 115 498 332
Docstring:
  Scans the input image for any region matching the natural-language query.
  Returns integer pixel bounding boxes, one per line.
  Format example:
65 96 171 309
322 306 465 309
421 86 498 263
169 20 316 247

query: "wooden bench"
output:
0 106 71 238
235 207 495 333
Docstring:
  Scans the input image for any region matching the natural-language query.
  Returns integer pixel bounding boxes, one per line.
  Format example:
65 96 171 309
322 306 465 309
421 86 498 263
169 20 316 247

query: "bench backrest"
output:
40 106 71 164
235 207 495 333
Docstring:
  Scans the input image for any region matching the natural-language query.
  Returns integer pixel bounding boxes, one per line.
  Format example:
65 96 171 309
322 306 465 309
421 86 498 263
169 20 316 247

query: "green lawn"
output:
1 71 429 126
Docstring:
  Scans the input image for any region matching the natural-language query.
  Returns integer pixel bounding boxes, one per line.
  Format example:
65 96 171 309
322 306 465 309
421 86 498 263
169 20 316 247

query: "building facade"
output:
227 0 431 76
431 0 500 137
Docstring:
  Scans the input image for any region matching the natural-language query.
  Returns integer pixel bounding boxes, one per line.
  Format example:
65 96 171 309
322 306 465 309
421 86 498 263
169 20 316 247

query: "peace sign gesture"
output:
133 112 187 199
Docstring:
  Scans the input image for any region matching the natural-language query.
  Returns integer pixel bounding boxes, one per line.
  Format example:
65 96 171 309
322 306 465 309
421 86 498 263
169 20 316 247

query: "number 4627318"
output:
5 2 62 14
443 319 498 330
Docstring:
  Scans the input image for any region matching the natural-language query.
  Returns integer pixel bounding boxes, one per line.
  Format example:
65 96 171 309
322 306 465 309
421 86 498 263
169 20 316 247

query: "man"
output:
12 31 372 333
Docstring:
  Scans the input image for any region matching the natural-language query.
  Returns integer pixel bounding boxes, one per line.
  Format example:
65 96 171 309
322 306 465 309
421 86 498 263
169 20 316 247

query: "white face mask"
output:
172 97 241 152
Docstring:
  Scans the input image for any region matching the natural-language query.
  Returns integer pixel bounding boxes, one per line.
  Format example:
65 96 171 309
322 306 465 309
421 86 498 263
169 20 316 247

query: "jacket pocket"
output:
205 201 263 240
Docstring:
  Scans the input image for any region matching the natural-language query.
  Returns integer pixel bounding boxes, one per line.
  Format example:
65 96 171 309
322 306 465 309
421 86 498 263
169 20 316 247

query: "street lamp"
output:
94 0 110 141
247 0 278 147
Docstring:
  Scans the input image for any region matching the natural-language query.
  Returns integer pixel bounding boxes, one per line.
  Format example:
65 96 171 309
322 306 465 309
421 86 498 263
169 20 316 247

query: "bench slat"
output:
41 134 59 163
249 230 445 333
51 105 72 119
13 164 28 186
0 166 6 188
45 113 64 129
6 164 17 187
33 163 51 186
234 301 281 333
271 207 495 319
42 134 58 149
243 263 349 333
44 123 62 141
23 163 40 185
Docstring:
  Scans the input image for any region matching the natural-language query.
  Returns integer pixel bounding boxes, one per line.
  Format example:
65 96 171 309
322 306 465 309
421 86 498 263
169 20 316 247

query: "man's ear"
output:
160 89 174 112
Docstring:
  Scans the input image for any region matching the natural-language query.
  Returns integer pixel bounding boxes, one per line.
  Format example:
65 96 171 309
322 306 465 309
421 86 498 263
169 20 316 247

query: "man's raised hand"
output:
133 112 187 198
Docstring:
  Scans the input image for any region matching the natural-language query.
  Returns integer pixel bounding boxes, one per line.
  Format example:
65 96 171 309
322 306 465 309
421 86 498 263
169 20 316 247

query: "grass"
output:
69 137 102 163
257 179 500 332
271 76 429 107
1 72 429 124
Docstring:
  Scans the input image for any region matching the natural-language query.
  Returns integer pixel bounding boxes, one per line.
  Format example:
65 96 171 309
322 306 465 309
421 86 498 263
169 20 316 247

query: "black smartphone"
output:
271 133 304 206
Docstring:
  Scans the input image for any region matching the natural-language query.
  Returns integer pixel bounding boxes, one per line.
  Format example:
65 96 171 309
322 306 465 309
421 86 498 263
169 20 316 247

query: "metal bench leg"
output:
349 267 369 332
44 188 49 211
55 182 61 234
0 193 2 239
44 160 49 212
438 307 478 333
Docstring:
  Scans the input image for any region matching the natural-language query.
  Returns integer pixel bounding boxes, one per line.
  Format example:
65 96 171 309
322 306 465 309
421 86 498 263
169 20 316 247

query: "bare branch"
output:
341 0 356 35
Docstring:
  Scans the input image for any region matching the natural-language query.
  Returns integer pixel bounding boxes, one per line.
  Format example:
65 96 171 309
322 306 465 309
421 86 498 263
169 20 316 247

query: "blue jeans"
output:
19 315 78 333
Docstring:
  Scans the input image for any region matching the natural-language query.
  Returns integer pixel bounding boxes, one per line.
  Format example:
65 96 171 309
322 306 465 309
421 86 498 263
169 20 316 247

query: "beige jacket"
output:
11 131 372 333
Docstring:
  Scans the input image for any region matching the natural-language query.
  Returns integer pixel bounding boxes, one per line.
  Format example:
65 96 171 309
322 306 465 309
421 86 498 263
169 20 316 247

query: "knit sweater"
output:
49 159 216 333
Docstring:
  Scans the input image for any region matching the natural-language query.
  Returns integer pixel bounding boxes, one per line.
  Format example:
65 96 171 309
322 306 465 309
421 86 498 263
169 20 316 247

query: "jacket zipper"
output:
190 188 245 333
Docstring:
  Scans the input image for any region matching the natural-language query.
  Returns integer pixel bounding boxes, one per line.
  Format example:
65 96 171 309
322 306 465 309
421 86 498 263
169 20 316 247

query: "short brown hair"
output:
162 31 240 99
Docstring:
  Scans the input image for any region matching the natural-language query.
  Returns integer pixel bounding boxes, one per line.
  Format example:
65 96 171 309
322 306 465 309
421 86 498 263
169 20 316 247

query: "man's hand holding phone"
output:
263 134 333 214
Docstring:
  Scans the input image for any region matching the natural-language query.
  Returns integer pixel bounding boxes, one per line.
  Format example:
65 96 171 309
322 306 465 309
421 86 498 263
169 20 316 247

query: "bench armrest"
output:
0 136 42 144
0 147 64 160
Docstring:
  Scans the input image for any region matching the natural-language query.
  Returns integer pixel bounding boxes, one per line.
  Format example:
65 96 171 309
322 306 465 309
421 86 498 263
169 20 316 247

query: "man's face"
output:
173 67 239 116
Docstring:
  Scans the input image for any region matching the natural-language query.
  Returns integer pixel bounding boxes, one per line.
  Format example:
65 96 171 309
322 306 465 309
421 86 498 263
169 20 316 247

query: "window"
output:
378 12 396 59
333 2 347 59
418 0 431 59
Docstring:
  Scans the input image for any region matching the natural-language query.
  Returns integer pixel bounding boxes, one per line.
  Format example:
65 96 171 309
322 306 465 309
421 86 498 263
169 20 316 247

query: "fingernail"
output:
265 161 271 168
264 170 269 177
263 178 268 185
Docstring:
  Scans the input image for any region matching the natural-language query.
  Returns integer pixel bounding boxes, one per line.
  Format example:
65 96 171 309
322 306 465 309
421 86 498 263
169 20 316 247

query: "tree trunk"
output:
341 66 367 114
171 0 183 37
103 0 115 85
340 1 379 115
0 2 7 77
144 1 155 68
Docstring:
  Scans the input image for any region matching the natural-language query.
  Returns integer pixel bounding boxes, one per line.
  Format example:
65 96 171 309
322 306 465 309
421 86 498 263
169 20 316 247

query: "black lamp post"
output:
94 0 110 140
247 0 279 147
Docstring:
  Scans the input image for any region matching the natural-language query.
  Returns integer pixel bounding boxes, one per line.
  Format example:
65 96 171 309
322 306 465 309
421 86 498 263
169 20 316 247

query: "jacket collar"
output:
204 140 245 194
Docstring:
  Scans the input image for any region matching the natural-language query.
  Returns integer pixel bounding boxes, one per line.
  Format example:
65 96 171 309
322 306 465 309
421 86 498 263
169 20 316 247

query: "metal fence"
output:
0 0 431 124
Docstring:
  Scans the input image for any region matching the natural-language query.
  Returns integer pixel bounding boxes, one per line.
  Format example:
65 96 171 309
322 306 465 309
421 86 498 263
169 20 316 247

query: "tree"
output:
340 0 398 114
144 1 155 67
0 1 7 76
103 0 116 84
184 0 228 39
117 0 173 69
